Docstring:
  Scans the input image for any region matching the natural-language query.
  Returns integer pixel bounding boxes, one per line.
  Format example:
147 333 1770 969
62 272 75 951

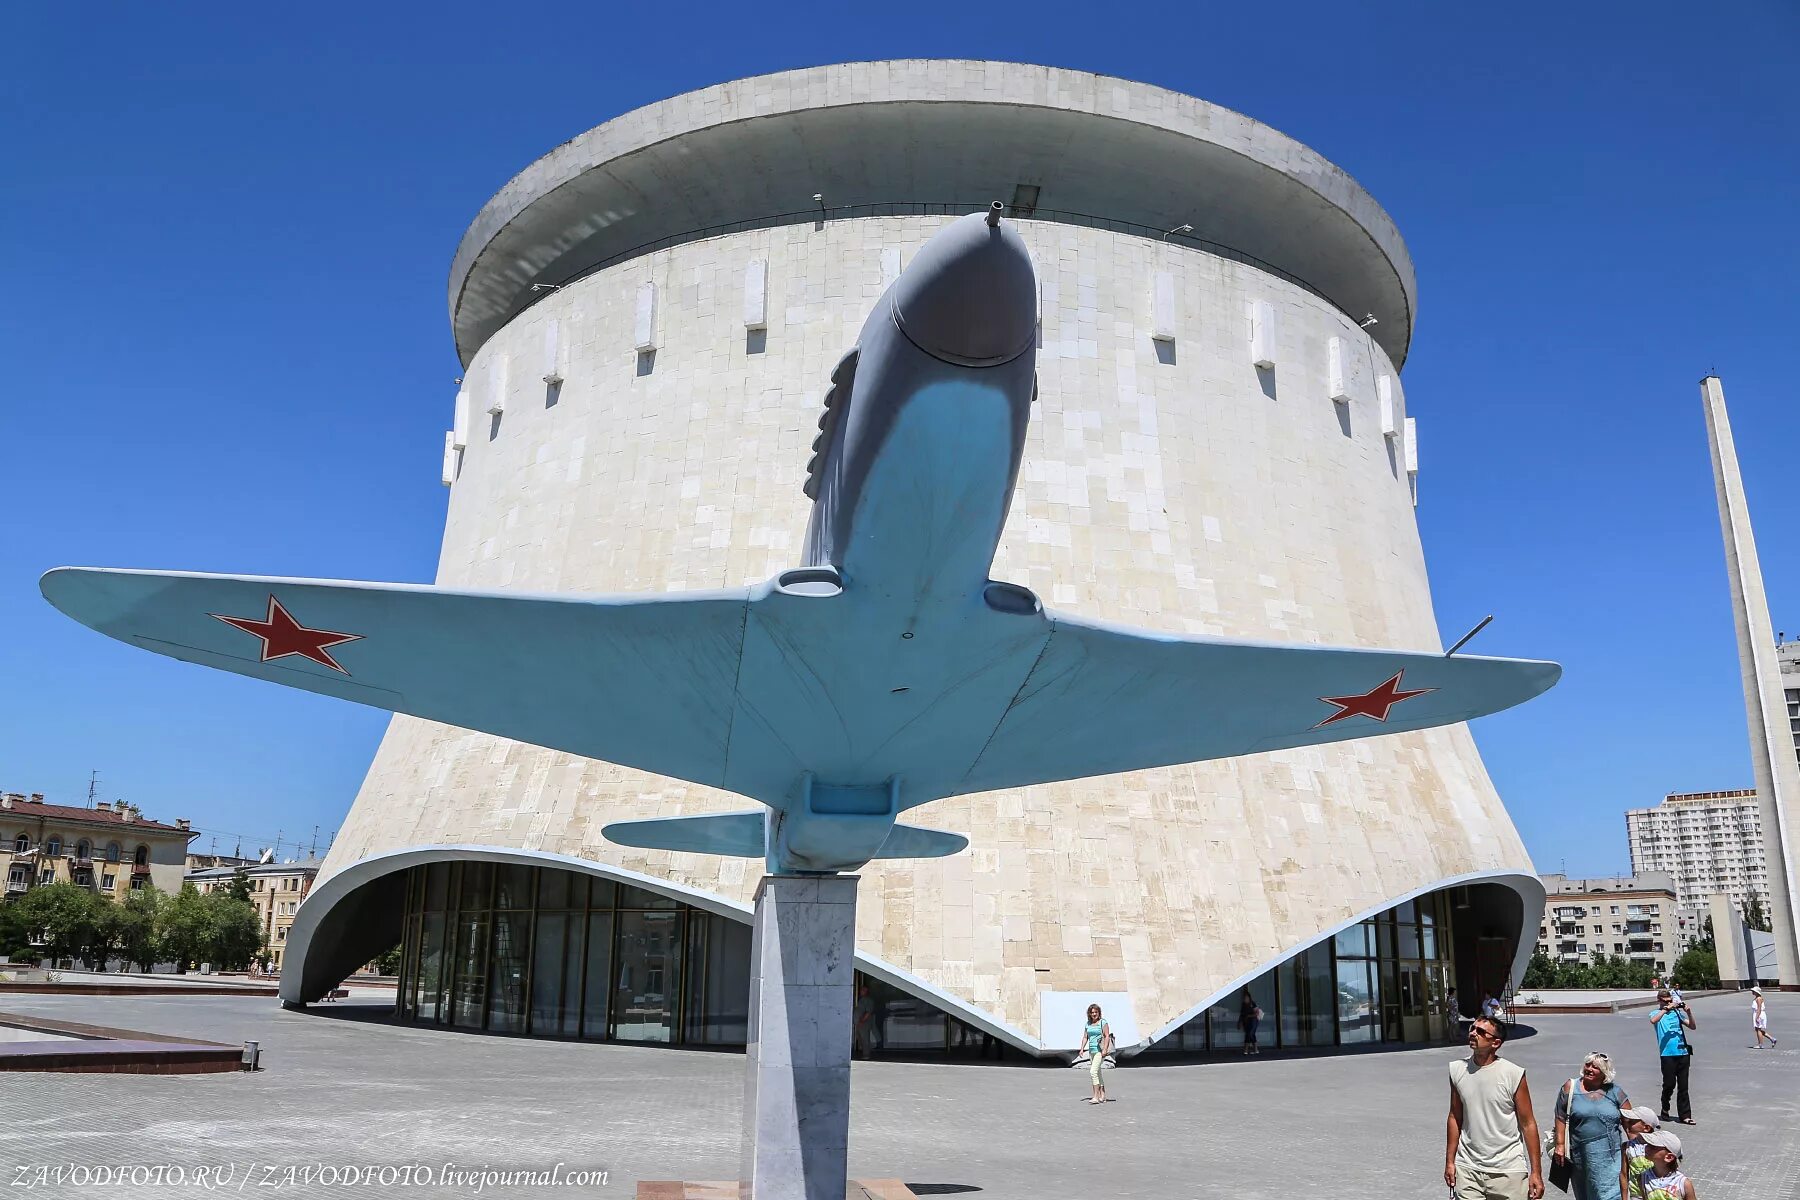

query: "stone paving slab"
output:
0 992 1792 1199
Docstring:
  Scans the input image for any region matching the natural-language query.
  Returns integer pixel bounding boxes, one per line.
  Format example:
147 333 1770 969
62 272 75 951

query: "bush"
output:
1522 950 1557 989
1670 947 1719 991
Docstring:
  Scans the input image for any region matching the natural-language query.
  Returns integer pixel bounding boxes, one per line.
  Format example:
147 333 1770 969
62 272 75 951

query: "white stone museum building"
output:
282 61 1545 1056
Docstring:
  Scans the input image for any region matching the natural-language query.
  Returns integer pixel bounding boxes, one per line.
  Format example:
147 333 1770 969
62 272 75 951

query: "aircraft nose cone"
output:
892 206 1038 366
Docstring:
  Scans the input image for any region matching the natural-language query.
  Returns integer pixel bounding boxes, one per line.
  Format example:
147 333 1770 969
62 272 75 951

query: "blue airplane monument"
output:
43 205 1559 1199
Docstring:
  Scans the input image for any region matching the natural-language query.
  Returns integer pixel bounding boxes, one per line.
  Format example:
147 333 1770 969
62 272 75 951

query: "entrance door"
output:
1399 963 1427 1042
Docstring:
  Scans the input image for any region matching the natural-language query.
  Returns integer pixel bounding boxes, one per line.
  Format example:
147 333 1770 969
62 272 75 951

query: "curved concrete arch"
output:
281 845 1043 1055
1133 869 1546 1056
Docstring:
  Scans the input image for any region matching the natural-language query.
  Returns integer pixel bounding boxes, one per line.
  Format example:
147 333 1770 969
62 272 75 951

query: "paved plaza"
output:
0 991 1794 1199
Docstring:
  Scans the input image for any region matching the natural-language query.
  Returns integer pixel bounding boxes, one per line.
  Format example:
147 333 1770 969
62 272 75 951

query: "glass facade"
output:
1141 888 1461 1054
398 861 749 1045
396 861 1467 1056
395 861 1008 1053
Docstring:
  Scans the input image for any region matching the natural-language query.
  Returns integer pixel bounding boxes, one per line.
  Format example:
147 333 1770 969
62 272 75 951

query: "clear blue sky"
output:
4 2 1796 873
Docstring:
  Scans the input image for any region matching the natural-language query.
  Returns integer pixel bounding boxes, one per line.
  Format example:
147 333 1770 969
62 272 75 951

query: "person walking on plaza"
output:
1551 1051 1631 1200
1238 987 1262 1055
1750 986 1778 1048
1632 1131 1697 1200
1446 1015 1545 1200
1650 989 1696 1125
1081 1003 1113 1105
1621 1108 1660 1200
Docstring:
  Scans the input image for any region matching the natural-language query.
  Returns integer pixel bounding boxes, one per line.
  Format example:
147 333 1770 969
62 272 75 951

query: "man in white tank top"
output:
1446 1015 1545 1199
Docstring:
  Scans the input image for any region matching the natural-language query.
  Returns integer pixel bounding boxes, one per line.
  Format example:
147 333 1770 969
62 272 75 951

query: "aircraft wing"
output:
956 610 1560 795
40 568 750 790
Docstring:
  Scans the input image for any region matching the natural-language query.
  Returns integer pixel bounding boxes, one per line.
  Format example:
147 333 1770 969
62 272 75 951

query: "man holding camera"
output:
1650 988 1697 1125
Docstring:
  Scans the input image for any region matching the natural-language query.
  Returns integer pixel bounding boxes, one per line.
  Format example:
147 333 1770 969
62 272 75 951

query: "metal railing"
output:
498 200 1351 331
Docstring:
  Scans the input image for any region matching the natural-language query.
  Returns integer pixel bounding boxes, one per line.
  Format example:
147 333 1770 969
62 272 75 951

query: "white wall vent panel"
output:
541 320 563 384
484 355 509 416
634 282 658 351
451 388 471 449
743 259 767 329
1327 336 1350 404
440 431 457 486
1378 374 1399 439
1249 299 1275 368
1404 416 1419 475
880 248 903 289
1150 271 1176 342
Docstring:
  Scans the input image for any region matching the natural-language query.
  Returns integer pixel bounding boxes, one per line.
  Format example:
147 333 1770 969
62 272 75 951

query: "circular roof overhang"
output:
450 61 1417 367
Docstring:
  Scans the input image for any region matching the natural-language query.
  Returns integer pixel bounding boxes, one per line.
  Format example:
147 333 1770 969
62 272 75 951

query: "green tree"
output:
1552 958 1591 989
158 885 211 972
1692 916 1715 954
372 943 402 975
0 901 34 959
84 905 128 970
1744 893 1771 933
1670 946 1719 991
13 882 103 965
203 892 263 971
225 868 253 905
117 885 164 972
1522 950 1557 989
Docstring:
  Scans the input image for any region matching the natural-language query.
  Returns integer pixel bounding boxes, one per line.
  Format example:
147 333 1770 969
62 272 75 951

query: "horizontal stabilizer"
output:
39 567 750 793
602 812 766 857
876 824 968 859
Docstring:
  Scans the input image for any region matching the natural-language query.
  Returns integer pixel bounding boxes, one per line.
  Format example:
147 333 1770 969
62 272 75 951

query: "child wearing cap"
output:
1621 1107 1659 1199
1634 1131 1696 1200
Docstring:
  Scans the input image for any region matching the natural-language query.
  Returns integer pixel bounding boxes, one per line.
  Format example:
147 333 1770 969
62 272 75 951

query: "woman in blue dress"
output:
1553 1051 1632 1200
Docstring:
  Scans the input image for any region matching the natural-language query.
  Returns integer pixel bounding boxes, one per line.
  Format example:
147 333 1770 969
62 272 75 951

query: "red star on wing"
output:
1313 670 1436 729
210 595 363 674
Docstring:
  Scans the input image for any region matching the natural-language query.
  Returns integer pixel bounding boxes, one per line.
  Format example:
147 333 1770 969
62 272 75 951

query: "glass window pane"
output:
612 910 682 1042
617 883 676 910
1279 953 1305 1047
458 862 493 912
581 913 612 1039
416 913 446 1022
424 863 449 913
1310 942 1339 1043
537 869 571 911
685 914 751 1045
1377 915 1397 960
1399 916 1423 959
1337 958 1376 1044
1210 969 1273 1050
1421 921 1438 959
529 913 568 1036
494 865 533 910
869 977 945 1051
588 877 617 909
451 914 489 1029
1334 923 1371 958
486 912 529 1033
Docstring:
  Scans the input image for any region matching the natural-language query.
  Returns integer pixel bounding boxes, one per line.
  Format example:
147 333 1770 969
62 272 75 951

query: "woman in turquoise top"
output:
1081 1003 1113 1105
1553 1051 1631 1200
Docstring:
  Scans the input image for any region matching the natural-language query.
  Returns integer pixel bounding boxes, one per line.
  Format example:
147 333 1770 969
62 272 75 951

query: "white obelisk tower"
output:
1702 375 1800 986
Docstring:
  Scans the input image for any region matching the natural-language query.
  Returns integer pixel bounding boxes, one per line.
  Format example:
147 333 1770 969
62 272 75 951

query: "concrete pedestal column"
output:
741 874 857 1200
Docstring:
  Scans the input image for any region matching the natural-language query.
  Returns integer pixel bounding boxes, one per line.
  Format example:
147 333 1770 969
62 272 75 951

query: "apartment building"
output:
3 792 193 900
187 857 321 971
1535 872 1698 977
1626 790 1770 915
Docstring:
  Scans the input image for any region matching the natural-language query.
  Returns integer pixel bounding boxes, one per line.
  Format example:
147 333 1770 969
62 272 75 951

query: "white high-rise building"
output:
1626 790 1769 915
